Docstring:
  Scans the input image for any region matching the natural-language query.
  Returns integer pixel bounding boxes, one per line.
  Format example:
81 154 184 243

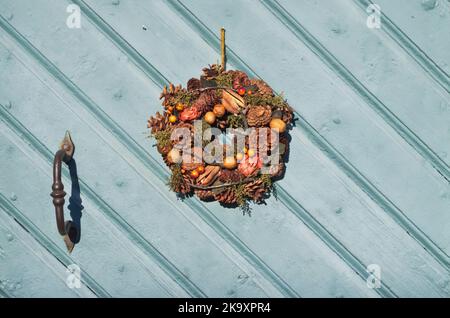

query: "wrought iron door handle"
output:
51 131 77 253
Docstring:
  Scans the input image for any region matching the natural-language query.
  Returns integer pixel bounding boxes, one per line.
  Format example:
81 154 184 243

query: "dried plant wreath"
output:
147 30 294 213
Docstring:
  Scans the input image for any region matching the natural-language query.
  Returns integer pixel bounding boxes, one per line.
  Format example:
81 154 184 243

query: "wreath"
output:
147 31 293 213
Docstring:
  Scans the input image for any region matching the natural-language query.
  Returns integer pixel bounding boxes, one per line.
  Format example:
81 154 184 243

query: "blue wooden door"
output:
0 0 449 297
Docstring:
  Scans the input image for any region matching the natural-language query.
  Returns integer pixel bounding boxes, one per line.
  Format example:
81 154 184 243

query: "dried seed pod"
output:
222 89 245 114
197 166 221 186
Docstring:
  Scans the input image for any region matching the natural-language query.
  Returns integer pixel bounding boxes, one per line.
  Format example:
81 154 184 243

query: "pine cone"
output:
195 189 214 201
244 179 267 202
187 78 201 91
202 64 221 79
230 70 251 89
250 79 273 96
214 188 237 204
267 163 285 178
246 105 272 127
282 109 293 124
173 174 192 194
219 170 244 183
147 111 168 134
191 90 219 114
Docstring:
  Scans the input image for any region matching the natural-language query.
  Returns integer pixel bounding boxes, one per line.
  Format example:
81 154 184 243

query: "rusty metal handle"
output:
50 131 76 252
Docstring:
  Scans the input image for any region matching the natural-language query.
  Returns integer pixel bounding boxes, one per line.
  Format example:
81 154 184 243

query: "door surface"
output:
0 0 449 298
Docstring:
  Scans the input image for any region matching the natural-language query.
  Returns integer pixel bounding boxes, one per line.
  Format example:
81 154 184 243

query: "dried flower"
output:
179 105 202 121
238 155 263 177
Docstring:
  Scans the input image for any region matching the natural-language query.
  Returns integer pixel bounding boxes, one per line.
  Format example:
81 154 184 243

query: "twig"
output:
188 177 256 190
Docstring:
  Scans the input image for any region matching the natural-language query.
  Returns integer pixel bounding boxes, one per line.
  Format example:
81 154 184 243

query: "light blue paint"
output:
0 0 449 297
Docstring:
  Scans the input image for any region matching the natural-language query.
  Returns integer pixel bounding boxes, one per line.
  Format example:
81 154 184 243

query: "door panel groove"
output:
353 0 450 91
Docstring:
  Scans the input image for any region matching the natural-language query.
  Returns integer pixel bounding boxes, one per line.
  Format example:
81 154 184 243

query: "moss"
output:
153 128 172 148
233 183 251 215
259 174 273 189
258 174 277 200
227 114 246 128
167 90 199 107
168 164 183 192
244 94 291 112
215 72 234 88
